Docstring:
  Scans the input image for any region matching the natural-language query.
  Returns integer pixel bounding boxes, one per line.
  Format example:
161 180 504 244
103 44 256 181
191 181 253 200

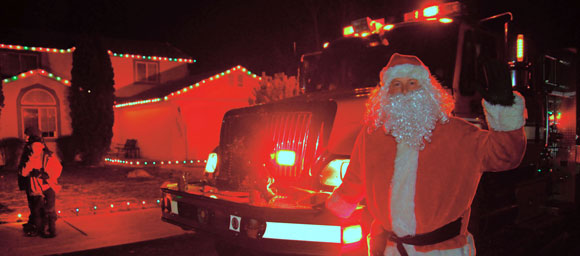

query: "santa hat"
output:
379 53 432 91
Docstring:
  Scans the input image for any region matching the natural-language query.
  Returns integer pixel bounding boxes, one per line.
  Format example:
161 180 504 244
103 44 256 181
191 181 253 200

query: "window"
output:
135 60 159 83
0 52 40 78
20 89 58 138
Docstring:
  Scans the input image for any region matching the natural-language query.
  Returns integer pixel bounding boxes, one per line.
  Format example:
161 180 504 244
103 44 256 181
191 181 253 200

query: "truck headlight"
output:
205 153 218 174
274 150 296 166
319 159 350 187
243 218 266 239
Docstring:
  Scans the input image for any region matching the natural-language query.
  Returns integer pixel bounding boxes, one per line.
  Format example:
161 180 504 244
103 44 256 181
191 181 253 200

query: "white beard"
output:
383 90 441 151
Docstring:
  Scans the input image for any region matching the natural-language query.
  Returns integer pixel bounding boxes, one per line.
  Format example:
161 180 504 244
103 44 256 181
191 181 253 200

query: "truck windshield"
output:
302 22 460 93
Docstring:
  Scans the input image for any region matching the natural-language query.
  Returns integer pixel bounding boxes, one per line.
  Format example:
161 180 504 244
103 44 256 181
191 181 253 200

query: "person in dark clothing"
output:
21 141 62 238
18 127 43 236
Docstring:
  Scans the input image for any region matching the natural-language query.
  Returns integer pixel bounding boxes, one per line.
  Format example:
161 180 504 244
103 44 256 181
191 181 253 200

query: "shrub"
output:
0 138 24 171
69 33 115 165
249 73 300 105
56 135 77 165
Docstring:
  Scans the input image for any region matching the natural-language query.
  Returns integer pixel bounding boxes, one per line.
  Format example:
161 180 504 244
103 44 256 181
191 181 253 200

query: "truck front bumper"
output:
161 187 367 255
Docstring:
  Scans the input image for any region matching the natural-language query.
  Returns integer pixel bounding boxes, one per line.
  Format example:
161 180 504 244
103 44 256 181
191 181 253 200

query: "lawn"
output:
0 164 202 223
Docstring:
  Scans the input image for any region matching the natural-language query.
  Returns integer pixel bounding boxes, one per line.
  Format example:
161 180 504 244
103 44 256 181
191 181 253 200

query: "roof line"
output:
114 65 262 109
0 43 74 53
107 50 195 63
2 69 70 86
1 43 195 62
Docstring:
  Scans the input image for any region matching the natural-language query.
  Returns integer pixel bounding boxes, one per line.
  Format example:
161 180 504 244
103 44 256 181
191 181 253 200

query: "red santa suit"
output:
326 54 526 255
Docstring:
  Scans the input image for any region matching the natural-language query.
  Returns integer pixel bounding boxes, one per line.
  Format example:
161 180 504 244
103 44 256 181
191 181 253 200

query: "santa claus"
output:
325 53 526 255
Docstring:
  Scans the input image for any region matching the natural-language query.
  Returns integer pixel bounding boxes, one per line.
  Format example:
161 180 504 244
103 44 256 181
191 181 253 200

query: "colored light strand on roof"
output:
2 69 70 85
107 50 195 63
167 65 261 98
114 98 162 108
0 43 194 63
114 65 261 108
104 158 207 166
0 43 75 53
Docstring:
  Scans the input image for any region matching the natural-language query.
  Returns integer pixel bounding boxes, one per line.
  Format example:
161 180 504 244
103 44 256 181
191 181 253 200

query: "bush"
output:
249 73 300 105
0 137 24 171
56 135 77 165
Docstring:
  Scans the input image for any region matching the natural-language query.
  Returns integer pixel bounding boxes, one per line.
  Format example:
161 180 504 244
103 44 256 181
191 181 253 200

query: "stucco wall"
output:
45 52 73 80
0 75 72 153
112 100 186 160
111 69 260 161
111 57 189 97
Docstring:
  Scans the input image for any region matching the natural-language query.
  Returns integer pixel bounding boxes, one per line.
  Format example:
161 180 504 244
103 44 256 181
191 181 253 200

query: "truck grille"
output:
269 112 312 178
218 111 317 188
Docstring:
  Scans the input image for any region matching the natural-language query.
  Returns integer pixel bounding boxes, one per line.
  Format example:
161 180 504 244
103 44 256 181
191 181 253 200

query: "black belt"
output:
371 218 463 256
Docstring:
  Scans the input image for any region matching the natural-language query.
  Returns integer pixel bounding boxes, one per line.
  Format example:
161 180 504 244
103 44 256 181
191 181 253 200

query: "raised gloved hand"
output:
477 58 515 106
39 171 50 180
29 169 40 177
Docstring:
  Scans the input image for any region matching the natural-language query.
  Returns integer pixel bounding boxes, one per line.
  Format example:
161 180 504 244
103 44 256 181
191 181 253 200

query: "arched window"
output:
20 88 58 138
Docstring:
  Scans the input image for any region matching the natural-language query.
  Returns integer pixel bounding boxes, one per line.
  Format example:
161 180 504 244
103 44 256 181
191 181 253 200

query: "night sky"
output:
1 0 577 75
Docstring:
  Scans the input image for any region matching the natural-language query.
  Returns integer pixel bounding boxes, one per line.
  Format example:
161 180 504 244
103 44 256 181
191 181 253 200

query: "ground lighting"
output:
10 199 164 224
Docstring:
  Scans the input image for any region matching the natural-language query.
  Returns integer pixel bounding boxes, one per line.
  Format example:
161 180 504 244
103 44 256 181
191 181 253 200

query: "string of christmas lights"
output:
2 69 70 85
107 50 195 63
114 65 262 108
4 198 164 224
0 43 74 53
1 43 195 63
114 98 162 108
105 158 207 166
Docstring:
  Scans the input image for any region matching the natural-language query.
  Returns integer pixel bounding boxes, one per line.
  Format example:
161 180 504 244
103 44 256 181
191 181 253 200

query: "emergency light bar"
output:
404 1 462 22
343 17 387 37
516 34 524 62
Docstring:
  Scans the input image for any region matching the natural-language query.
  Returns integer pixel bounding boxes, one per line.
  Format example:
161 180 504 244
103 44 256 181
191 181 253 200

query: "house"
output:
0 36 261 166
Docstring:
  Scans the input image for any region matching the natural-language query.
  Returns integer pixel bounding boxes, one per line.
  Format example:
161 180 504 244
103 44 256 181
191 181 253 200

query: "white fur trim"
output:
482 92 525 131
390 143 419 236
382 64 431 91
326 192 357 218
383 233 476 256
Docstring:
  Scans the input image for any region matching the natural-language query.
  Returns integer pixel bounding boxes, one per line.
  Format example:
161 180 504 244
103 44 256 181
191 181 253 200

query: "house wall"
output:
177 72 261 159
112 100 187 160
44 52 73 80
0 75 72 153
111 70 260 161
111 57 189 98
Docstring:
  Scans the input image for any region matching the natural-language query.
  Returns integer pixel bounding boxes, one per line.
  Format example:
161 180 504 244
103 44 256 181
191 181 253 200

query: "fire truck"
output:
161 2 577 255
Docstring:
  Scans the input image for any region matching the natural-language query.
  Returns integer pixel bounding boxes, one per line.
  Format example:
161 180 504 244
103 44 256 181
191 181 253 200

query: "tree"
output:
69 34 115 165
0 81 4 120
249 73 300 105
